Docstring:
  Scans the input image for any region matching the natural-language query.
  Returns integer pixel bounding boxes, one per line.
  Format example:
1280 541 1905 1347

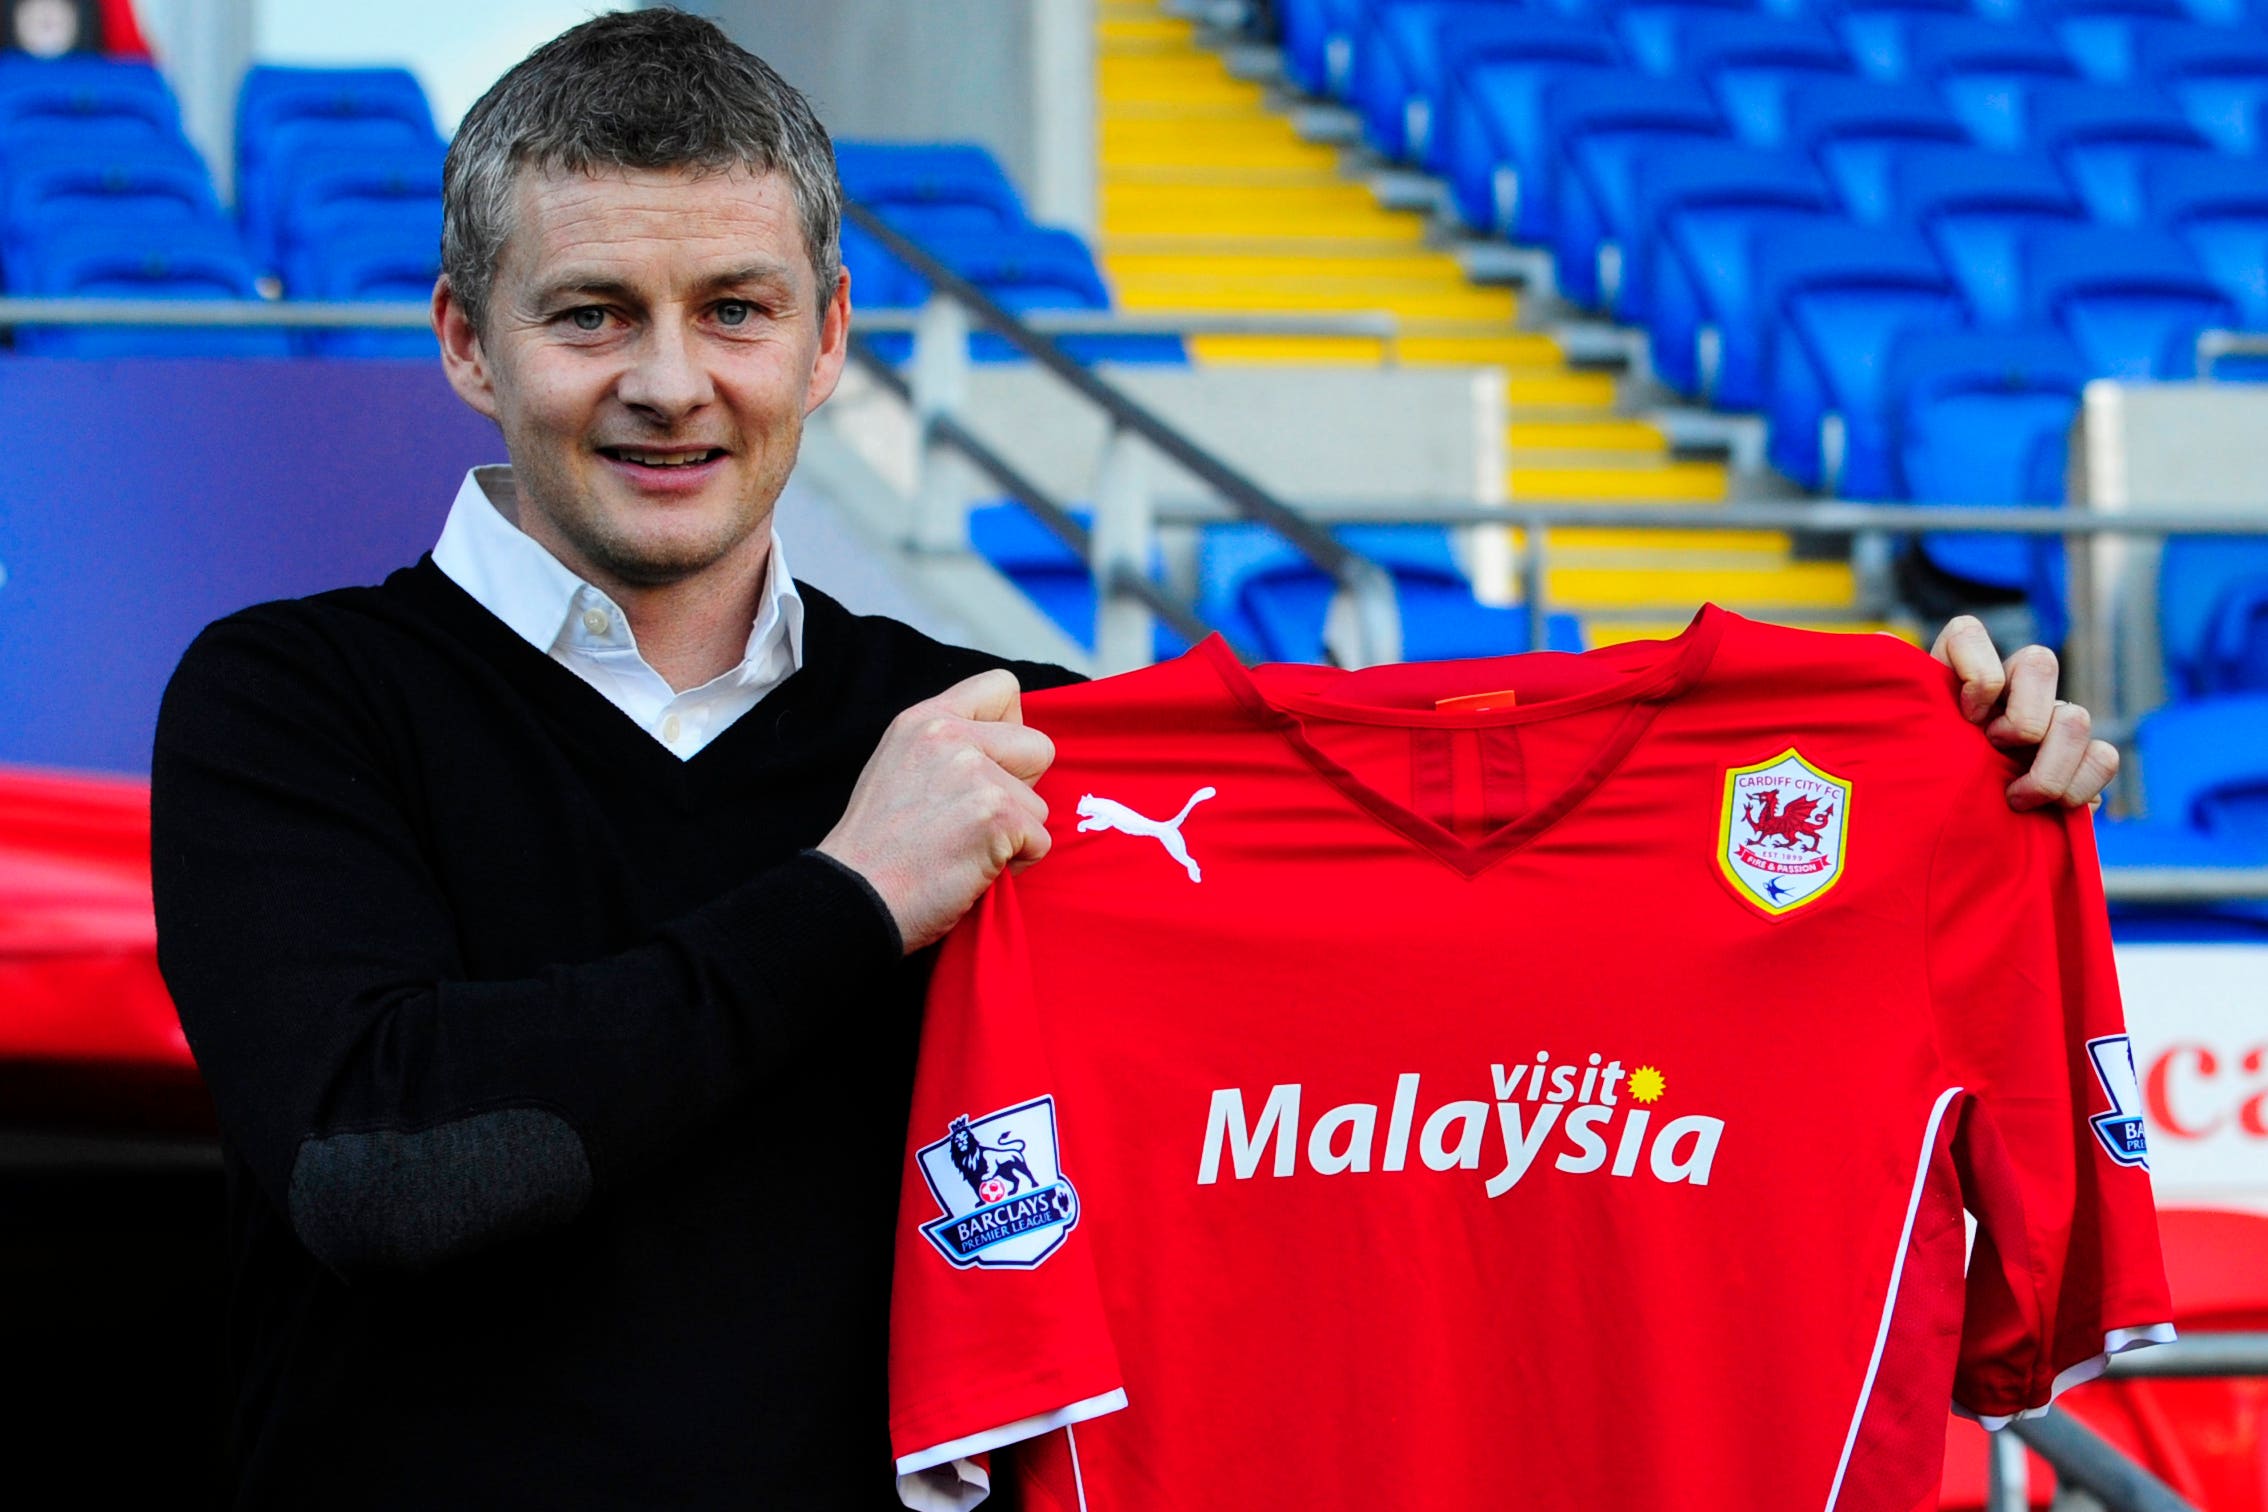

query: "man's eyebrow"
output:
527 263 799 306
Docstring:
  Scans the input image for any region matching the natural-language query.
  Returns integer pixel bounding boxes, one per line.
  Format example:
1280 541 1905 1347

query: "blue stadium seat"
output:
287 217 441 358
1436 19 1625 235
2 146 221 266
2025 0 2195 80
0 55 179 156
2160 536 2268 698
1279 0 1364 96
1903 17 2082 147
2023 81 2214 224
2144 156 2268 328
1783 78 1970 221
2135 24 2268 154
1199 523 1584 665
1348 0 1523 161
835 142 1028 234
1629 143 1839 398
888 227 1185 365
1654 13 1858 146
272 148 442 290
1887 144 2086 325
1885 328 2086 621
239 116 441 275
2023 225 2237 378
1814 0 1977 79
840 218 925 309
236 64 435 171
966 502 1189 660
1544 73 1729 309
1603 0 1784 77
2133 694 2268 843
12 222 289 357
1757 224 1968 494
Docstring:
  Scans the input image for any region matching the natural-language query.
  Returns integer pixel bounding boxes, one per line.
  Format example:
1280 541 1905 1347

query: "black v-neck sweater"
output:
150 557 1076 1511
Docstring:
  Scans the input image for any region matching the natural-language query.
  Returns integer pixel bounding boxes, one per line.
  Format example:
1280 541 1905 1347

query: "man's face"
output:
436 164 849 595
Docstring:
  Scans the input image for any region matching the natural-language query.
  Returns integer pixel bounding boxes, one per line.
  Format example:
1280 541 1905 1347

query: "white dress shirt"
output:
431 465 805 760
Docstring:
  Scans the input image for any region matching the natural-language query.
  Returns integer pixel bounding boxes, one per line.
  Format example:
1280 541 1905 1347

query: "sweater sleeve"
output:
150 610 903 1282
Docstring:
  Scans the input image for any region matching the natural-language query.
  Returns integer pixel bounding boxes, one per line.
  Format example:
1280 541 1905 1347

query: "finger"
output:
1006 791 1054 871
971 720 1056 784
1985 645 2061 747
1931 616 2006 724
2005 701 2091 810
930 668 1024 725
2069 739 2121 810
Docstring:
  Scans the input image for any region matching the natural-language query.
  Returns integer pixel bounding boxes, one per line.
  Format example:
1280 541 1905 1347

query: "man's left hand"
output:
1930 616 2120 812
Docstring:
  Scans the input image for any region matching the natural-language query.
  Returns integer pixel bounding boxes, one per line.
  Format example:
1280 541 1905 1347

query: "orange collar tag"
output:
1433 688 1519 714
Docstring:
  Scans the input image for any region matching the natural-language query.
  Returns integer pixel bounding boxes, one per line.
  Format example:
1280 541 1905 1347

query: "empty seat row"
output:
967 503 1584 662
837 141 1185 365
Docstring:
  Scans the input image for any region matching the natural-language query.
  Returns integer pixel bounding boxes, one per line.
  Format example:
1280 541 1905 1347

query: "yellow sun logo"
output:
1628 1066 1666 1104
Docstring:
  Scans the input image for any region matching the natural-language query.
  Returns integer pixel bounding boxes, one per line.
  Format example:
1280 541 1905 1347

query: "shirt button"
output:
662 714 683 743
581 608 610 636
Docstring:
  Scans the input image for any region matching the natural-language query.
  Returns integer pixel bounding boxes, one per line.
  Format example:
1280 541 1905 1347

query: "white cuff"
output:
1956 1323 2179 1430
894 1388 1130 1508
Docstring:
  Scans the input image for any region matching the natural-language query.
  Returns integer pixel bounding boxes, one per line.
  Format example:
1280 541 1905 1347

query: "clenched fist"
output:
818 669 1057 953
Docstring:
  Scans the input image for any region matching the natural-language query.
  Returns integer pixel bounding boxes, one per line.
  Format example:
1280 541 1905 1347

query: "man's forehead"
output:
504 162 813 292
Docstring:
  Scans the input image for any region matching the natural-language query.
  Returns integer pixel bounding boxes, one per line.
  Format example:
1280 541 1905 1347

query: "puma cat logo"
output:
1075 787 1217 883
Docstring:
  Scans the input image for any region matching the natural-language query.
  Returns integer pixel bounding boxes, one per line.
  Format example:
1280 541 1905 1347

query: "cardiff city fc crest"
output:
915 1096 1080 1270
1718 749 1851 917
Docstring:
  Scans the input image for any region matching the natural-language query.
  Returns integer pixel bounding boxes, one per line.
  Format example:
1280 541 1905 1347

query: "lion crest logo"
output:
915 1096 1080 1270
1718 749 1851 917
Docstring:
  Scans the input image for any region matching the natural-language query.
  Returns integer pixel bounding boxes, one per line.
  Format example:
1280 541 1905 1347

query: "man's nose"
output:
616 317 715 420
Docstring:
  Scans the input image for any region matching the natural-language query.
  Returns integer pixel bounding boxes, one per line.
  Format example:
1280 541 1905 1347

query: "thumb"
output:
933 667 1025 725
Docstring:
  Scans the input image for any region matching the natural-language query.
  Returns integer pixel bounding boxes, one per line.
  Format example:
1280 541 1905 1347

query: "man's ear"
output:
803 264 853 416
434 276 500 422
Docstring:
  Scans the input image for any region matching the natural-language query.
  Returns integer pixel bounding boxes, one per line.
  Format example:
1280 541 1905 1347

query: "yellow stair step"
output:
1103 179 1411 220
1505 371 1619 406
1516 526 1795 558
1114 279 1519 322
1507 418 1667 453
1098 15 1194 45
1507 459 1728 502
1099 59 1262 107
1541 562 1857 610
1103 249 1477 284
1185 332 1563 366
1395 333 1567 366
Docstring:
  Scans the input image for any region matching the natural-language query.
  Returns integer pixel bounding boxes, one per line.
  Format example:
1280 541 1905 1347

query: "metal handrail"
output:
842 202 1393 647
848 337 1222 653
2198 328 2268 377
0 297 433 328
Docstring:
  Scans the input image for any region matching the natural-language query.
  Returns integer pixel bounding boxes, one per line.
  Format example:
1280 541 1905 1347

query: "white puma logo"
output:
1075 787 1217 883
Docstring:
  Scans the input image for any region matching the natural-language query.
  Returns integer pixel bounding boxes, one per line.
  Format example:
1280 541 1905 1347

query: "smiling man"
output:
149 9 2118 1512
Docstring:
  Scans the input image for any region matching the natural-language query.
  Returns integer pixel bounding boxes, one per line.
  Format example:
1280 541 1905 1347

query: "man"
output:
150 10 2116 1511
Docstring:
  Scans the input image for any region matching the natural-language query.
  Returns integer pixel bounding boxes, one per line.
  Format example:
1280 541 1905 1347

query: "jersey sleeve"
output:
890 873 1127 1510
1926 754 2175 1427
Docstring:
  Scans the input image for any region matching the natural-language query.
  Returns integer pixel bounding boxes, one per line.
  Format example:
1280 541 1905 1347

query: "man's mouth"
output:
599 447 728 470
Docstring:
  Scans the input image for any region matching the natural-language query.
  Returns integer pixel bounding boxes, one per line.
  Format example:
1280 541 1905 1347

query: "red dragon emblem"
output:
1742 789 1834 852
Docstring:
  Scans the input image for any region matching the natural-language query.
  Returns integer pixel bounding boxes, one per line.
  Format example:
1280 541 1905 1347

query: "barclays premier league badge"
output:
1718 749 1851 917
915 1096 1080 1270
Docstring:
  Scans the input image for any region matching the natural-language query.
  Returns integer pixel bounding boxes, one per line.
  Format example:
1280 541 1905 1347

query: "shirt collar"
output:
431 464 804 678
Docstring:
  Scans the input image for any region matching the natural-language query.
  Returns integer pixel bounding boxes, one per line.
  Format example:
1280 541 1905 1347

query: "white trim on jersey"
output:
895 1388 1130 1510
1824 1086 1964 1512
1953 1323 2180 1431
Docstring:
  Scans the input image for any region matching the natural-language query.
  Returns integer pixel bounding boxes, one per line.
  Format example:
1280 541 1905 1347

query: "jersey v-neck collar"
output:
1195 606 1730 875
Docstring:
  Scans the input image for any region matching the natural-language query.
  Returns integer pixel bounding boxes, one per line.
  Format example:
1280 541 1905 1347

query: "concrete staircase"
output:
1093 0 1907 645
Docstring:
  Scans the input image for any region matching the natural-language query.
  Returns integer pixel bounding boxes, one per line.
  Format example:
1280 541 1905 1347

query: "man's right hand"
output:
818 669 1056 953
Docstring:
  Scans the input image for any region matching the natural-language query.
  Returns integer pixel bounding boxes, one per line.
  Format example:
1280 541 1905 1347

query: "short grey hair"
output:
441 7 842 330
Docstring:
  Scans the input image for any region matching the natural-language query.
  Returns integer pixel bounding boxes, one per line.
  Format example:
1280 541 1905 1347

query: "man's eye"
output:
569 307 607 332
717 301 752 327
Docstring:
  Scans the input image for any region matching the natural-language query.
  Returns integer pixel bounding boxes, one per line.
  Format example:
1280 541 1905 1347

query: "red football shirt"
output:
889 608 2172 1512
